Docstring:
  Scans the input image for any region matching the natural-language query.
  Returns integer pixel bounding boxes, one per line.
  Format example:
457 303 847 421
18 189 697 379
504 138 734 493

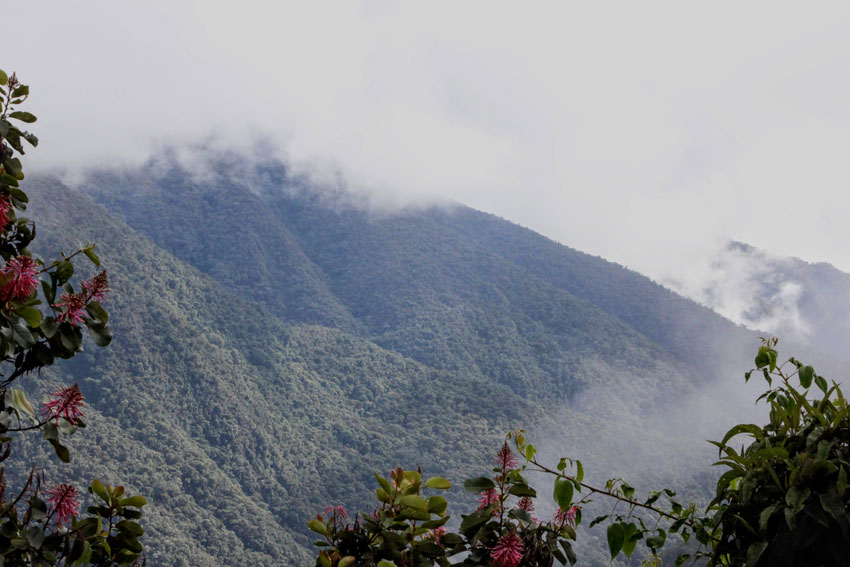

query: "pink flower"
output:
324 505 347 520
427 526 447 547
494 441 518 471
515 496 534 513
82 270 110 302
554 505 578 527
53 292 86 326
0 195 11 230
478 487 501 515
0 255 38 302
42 383 85 425
491 532 524 567
43 483 80 526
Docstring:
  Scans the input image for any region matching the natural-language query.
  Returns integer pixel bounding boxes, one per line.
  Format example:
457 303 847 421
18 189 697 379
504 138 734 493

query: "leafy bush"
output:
310 339 850 566
0 69 144 566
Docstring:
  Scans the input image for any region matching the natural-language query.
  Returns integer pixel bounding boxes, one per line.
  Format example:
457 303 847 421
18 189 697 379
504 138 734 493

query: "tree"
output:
309 339 850 566
0 69 144 566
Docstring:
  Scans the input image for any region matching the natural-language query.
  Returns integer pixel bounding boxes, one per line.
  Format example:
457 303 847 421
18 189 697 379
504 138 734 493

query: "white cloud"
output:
6 1 850 281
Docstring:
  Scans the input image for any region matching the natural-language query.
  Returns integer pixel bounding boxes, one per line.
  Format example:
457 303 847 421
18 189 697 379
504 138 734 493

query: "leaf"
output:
55 261 74 285
7 389 35 419
819 490 846 525
720 423 764 446
621 522 641 558
508 483 536 497
377 561 397 567
0 70 7 85
554 477 574 510
426 495 447 515
746 541 768 566
120 495 146 508
84 247 100 267
424 476 451 490
607 522 625 558
86 301 109 324
8 111 36 124
646 528 667 551
308 519 327 536
755 346 777 371
463 477 495 493
460 507 494 533
86 322 112 347
15 307 42 328
91 480 111 504
399 494 427 511
798 365 814 389
575 460 584 483
338 557 355 567
785 485 810 515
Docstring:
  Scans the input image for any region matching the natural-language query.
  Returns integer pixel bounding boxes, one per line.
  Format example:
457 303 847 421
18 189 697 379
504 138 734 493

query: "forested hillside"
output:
18 158 767 566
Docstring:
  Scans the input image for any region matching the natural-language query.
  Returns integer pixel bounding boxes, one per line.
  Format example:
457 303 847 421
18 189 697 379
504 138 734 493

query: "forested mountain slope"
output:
80 159 755 408
22 179 546 565
669 241 850 359
16 157 771 566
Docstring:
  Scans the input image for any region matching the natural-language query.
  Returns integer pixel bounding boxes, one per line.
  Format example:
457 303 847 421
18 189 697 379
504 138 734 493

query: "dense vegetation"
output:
0 70 145 566
13 153 791 566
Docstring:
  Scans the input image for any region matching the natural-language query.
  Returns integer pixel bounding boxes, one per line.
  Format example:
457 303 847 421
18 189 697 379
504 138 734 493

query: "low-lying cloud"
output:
8 1 850 286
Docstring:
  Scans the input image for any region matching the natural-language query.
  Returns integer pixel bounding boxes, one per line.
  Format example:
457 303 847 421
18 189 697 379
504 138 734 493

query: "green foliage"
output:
0 69 143 566
311 340 850 566
47 152 761 565
709 338 850 566
310 445 578 567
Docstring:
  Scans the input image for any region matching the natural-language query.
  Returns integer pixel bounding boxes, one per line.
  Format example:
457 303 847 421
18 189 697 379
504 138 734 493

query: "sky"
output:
7 2 850 305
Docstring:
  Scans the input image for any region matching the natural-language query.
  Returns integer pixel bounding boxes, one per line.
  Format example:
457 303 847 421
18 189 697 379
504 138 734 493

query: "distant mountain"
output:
18 153 770 566
666 241 850 359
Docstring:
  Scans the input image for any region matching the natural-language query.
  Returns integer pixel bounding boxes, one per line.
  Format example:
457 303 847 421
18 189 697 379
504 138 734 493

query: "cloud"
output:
6 1 850 282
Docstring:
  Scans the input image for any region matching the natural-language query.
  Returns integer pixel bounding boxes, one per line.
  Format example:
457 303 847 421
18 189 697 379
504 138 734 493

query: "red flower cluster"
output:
43 483 80 526
323 505 347 520
554 505 578 527
42 383 85 425
494 441 519 471
83 270 110 302
0 195 11 230
491 532 525 567
0 255 38 302
427 526 447 547
478 487 499 512
53 292 86 326
52 271 110 326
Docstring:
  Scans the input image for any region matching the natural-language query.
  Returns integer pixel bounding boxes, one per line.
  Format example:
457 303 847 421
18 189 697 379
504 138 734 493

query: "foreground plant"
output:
311 339 850 566
0 69 144 566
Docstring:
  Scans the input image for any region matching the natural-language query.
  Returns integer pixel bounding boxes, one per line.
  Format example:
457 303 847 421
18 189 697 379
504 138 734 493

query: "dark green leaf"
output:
8 112 36 124
463 477 495 493
55 261 73 285
607 522 625 558
746 541 768 566
554 477 574 510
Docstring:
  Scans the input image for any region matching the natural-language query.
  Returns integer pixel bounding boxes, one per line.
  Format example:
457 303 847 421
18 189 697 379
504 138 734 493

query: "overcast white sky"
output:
8 2 850 295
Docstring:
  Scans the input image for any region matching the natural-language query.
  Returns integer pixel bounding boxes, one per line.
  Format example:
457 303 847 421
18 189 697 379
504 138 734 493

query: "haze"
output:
9 2 850 295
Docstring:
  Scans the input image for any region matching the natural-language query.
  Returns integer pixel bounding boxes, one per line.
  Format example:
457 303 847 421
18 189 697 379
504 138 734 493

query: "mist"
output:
7 2 850 294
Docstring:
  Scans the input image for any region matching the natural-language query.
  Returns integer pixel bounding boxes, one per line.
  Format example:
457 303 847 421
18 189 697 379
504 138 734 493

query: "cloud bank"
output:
7 1 850 284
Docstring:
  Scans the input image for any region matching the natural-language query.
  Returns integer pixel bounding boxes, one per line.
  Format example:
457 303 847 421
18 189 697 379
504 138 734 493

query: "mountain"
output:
666 241 850 360
16 155 769 566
